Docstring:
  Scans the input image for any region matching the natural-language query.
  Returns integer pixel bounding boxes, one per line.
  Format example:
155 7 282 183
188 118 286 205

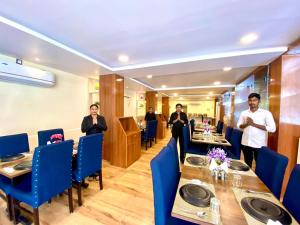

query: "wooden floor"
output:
0 132 171 225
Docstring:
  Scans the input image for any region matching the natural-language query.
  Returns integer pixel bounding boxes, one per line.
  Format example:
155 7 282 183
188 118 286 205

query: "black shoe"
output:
82 182 89 189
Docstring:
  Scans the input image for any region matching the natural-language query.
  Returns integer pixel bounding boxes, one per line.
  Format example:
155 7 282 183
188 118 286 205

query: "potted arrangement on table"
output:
207 147 231 180
203 119 211 135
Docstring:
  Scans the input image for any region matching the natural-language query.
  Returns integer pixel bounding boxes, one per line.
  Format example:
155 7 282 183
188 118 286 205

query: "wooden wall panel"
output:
100 74 124 161
162 97 169 122
145 91 158 111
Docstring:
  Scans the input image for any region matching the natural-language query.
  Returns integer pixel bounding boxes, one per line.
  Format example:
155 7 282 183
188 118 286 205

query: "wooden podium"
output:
156 114 167 139
111 117 141 168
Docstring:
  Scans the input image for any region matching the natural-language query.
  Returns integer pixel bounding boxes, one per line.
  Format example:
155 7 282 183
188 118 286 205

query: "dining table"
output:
191 132 231 147
171 154 298 225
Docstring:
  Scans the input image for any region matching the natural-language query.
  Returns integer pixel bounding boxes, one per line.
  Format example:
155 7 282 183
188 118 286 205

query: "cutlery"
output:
180 208 207 217
245 189 272 196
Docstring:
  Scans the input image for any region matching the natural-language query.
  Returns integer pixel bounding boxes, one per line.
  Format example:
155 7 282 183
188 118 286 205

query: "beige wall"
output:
0 54 89 149
169 100 215 117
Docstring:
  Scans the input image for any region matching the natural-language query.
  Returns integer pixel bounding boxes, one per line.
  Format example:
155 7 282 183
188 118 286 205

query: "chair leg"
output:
6 195 12 221
77 182 82 206
145 140 147 150
150 139 152 147
11 198 17 225
99 170 103 190
68 188 74 213
33 208 39 225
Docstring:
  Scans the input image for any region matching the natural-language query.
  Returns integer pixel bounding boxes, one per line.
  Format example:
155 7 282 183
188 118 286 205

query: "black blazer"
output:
169 111 188 132
81 115 107 135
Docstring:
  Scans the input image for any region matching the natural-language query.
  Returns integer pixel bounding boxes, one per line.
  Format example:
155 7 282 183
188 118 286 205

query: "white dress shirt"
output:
237 108 276 148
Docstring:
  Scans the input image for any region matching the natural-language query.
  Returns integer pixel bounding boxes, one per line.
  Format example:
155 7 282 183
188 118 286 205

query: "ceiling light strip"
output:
155 84 235 91
129 78 155 90
0 16 112 70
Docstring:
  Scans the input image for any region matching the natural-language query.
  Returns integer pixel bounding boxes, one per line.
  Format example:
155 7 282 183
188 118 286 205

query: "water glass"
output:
210 197 220 214
232 174 242 188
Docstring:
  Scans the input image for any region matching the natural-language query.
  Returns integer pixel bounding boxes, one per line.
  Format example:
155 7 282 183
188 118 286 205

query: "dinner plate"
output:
229 161 250 171
13 161 32 170
241 197 292 225
179 183 215 207
0 153 25 162
186 156 207 166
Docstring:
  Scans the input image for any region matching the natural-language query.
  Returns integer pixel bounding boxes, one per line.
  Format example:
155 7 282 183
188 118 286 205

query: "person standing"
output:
169 103 188 163
237 93 276 168
81 104 107 135
144 107 157 121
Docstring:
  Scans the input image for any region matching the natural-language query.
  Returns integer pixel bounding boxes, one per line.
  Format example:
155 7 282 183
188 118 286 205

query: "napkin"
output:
267 219 283 225
189 179 208 187
3 167 15 173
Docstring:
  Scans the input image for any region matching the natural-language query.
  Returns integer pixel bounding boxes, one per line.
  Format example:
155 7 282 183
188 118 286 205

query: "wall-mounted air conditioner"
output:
0 60 55 87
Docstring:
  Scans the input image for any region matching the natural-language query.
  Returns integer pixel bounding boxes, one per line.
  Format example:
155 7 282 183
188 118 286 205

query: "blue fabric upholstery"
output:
0 133 29 157
37 128 64 146
142 120 158 149
255 147 288 199
73 134 103 182
189 119 195 135
10 140 74 208
182 126 207 155
167 138 179 173
225 126 233 141
216 121 224 134
150 146 196 225
0 175 11 194
225 129 243 159
283 164 300 223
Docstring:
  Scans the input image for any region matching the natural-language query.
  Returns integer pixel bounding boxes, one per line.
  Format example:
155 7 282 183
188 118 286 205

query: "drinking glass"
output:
232 174 242 188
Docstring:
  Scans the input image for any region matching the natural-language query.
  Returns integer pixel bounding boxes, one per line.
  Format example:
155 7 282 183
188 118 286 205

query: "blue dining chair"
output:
0 133 29 157
150 146 196 225
167 138 180 171
283 164 300 223
255 147 288 199
9 140 74 225
72 133 103 206
37 128 64 146
216 120 224 134
142 120 157 150
225 126 233 141
182 126 207 156
189 119 195 135
225 129 243 159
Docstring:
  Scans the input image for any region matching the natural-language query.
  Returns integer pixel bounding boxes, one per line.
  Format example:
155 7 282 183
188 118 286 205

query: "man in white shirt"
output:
237 93 276 168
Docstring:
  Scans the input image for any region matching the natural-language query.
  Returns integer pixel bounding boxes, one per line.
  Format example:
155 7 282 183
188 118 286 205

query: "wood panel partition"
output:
146 91 158 111
156 114 167 139
162 96 169 122
113 117 141 168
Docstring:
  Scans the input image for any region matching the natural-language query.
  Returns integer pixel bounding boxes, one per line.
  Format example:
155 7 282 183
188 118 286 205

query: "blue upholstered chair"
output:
37 128 64 146
150 146 196 225
167 138 179 171
9 140 74 225
182 126 207 155
255 147 288 199
72 133 103 206
225 129 243 159
189 119 195 135
142 120 157 150
225 126 233 141
283 164 300 223
216 120 224 134
0 133 29 157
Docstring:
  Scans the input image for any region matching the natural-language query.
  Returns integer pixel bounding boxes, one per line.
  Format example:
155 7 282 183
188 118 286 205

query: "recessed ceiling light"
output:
116 78 123 82
161 85 167 88
155 94 158 97
206 96 210 99
209 91 213 95
147 75 152 79
34 57 40 61
179 97 183 100
240 33 258 45
118 54 129 63
125 86 129 89
173 93 178 97
223 67 232 72
214 81 221 85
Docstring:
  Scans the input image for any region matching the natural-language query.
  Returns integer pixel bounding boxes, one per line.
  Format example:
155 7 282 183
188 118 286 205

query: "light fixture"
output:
209 91 213 95
126 86 129 89
173 93 178 97
161 85 167 89
214 81 221 85
240 33 258 45
179 97 183 100
206 96 210 99
155 94 158 97
116 78 123 82
34 57 40 61
118 54 129 63
147 74 152 79
223 67 232 72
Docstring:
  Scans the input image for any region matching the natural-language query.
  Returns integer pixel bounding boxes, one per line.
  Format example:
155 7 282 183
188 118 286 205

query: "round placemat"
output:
229 161 250 171
0 153 25 162
241 197 292 225
179 183 215 207
186 156 207 166
13 161 32 170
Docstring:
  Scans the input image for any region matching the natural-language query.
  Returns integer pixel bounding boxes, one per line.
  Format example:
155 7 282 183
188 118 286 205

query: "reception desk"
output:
156 114 167 139
112 117 141 168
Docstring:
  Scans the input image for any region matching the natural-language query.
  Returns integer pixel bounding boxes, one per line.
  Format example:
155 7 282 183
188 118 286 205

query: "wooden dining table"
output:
171 157 298 225
191 132 231 147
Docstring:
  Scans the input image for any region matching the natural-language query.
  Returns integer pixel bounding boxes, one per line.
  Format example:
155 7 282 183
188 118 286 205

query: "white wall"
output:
0 54 89 149
124 89 146 121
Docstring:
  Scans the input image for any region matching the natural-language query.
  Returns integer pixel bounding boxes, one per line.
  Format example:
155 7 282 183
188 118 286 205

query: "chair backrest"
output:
225 126 233 141
73 133 103 181
150 146 180 225
0 133 29 157
167 137 179 172
38 128 64 146
31 140 73 207
190 119 195 134
228 129 243 159
147 120 157 139
283 164 300 223
182 126 190 153
255 147 288 199
216 121 224 134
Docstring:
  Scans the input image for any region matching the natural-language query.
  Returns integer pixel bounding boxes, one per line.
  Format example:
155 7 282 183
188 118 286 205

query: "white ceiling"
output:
0 0 299 95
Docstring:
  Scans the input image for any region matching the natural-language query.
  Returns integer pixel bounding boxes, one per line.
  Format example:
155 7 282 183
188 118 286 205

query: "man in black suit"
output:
81 104 107 135
144 107 157 121
169 103 188 163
